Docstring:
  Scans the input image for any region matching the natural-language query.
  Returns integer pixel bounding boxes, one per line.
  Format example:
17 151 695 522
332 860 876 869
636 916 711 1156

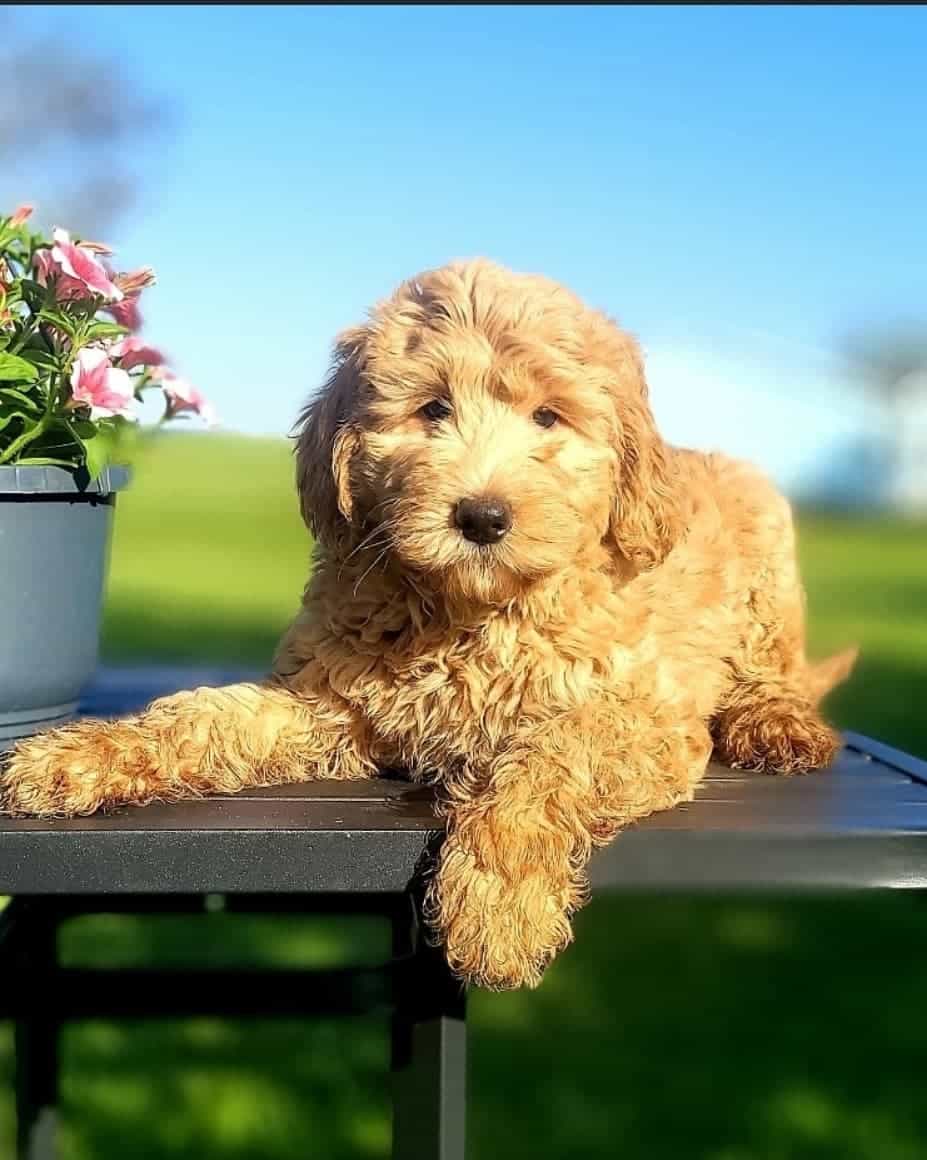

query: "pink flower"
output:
32 249 53 282
105 293 143 331
49 228 123 301
33 249 88 301
158 370 217 426
99 265 154 330
8 204 33 227
110 336 164 371
69 347 136 419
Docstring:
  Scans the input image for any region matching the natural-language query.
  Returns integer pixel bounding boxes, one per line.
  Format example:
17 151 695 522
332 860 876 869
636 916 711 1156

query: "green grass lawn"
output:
3 432 925 1159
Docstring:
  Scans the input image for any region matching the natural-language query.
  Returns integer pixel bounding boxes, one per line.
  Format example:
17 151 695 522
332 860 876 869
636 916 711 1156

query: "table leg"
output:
391 900 467 1160
8 902 59 1160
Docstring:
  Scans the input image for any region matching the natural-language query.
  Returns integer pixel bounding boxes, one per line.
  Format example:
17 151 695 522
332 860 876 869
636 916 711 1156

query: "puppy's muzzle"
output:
454 496 512 545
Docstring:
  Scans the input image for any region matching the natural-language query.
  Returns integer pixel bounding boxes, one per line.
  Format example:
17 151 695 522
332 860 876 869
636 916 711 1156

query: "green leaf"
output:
16 278 47 305
0 387 41 411
84 320 128 342
82 424 118 481
0 351 39 382
17 346 57 373
0 409 33 434
17 419 82 470
14 456 78 469
37 309 79 339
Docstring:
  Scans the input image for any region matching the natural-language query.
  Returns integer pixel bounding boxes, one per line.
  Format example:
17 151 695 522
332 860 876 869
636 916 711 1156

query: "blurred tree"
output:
843 323 927 509
0 5 172 235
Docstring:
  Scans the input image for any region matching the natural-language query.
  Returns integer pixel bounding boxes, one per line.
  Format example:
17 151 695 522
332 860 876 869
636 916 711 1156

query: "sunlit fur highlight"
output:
2 259 856 990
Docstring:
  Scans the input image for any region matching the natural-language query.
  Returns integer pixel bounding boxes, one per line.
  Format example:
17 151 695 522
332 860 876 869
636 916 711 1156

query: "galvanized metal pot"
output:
0 465 129 745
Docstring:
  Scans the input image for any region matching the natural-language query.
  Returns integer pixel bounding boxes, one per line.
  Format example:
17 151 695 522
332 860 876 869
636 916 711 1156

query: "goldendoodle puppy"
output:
1 260 855 989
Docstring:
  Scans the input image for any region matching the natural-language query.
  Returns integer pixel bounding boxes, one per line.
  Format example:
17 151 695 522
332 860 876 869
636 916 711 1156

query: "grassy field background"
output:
2 431 925 1159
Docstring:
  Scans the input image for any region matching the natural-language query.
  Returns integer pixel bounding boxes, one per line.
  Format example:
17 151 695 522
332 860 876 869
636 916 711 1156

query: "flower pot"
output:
0 464 129 747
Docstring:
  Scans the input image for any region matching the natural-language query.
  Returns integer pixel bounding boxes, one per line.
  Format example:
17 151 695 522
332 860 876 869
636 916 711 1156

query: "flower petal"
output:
50 228 124 301
111 336 164 370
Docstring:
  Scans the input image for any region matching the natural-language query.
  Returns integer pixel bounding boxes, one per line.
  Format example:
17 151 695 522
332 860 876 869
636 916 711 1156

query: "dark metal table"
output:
1 668 926 1160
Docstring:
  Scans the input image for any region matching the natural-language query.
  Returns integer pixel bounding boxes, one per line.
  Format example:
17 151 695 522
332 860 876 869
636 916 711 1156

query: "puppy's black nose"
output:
454 497 512 545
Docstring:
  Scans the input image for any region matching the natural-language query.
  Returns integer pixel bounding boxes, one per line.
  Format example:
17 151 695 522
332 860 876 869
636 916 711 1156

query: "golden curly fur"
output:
1 259 856 989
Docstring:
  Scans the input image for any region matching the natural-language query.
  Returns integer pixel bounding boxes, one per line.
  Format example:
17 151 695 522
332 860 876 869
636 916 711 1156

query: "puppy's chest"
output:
326 621 603 761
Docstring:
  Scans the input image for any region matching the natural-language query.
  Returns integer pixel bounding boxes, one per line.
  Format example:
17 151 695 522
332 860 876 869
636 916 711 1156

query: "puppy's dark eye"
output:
420 399 452 422
532 407 558 429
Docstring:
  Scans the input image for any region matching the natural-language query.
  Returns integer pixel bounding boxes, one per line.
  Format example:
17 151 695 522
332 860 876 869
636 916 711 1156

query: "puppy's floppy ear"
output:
604 333 683 570
295 326 367 549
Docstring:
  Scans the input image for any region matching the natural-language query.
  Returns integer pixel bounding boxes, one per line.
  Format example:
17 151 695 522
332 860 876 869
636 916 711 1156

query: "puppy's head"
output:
297 260 680 605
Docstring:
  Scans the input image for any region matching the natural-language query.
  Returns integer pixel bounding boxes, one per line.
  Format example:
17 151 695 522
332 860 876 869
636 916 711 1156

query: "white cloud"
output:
644 342 869 493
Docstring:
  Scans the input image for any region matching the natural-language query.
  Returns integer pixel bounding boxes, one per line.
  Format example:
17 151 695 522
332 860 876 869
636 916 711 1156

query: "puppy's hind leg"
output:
1 679 376 817
711 674 840 775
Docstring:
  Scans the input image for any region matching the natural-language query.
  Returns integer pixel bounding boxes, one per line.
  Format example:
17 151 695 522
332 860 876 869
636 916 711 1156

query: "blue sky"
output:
16 5 927 492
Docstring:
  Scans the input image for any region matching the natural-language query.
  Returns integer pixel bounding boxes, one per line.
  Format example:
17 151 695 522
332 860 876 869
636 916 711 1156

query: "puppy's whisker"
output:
343 509 395 560
345 526 390 562
337 515 399 581
353 544 392 596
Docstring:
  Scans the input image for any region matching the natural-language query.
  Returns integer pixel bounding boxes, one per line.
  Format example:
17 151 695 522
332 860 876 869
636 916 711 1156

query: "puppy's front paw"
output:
429 842 575 990
1 720 154 817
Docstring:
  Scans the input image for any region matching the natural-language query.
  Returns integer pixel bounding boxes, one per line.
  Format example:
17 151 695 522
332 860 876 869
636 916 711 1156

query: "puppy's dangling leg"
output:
428 696 712 990
711 673 841 775
1 679 376 817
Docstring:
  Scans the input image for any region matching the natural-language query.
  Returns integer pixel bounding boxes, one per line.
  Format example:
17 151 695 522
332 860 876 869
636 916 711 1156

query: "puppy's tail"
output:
805 647 859 704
